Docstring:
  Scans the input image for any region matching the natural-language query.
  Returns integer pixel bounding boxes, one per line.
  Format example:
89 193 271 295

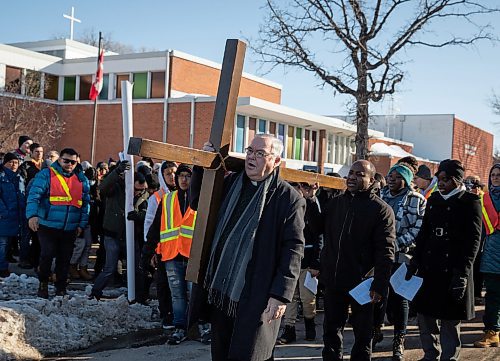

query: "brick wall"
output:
452 117 493 183
369 154 438 178
170 56 281 104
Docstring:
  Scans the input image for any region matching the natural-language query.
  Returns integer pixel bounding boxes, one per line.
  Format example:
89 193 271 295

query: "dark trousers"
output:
323 288 374 361
155 259 173 320
38 225 76 291
211 307 274 361
417 313 461 361
29 230 40 269
387 286 409 335
483 273 500 332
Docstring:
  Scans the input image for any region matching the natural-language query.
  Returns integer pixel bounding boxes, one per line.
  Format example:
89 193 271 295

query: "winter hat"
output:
174 164 192 189
488 163 500 190
415 165 432 180
3 152 19 164
18 135 32 147
388 164 414 187
436 159 464 183
161 161 177 173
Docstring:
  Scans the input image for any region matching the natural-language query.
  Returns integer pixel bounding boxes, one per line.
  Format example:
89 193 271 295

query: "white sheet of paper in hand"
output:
349 277 374 305
390 263 423 301
304 271 318 295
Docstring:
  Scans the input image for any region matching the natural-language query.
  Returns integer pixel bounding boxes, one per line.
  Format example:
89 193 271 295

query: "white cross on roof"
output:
63 6 81 41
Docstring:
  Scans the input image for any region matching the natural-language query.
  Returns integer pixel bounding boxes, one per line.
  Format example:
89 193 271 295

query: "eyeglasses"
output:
245 147 275 159
61 158 77 165
178 174 191 180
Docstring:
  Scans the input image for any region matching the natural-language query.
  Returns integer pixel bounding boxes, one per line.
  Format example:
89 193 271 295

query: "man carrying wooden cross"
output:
190 133 306 361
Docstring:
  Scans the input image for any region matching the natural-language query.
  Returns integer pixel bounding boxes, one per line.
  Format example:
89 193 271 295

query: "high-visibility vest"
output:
49 167 83 208
156 190 197 261
481 192 500 235
153 189 165 204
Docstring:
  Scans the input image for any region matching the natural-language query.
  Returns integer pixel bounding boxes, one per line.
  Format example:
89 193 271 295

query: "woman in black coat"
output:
407 159 482 361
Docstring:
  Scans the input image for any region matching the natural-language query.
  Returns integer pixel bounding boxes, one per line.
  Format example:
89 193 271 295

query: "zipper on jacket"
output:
332 195 354 287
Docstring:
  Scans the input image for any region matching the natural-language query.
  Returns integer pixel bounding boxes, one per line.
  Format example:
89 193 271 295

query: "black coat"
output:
319 190 396 297
190 167 305 361
413 190 482 320
302 196 323 270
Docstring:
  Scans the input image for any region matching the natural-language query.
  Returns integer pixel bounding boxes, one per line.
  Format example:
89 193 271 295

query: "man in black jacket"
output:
320 160 396 361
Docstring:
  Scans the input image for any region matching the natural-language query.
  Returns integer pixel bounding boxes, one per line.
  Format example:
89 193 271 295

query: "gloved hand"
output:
127 210 139 221
405 263 418 281
449 274 467 301
116 160 131 174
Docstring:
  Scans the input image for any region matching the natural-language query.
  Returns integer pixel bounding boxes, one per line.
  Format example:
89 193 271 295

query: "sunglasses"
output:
61 158 77 165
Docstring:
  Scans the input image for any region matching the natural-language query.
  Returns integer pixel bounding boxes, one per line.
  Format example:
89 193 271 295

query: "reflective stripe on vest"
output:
156 190 197 261
481 192 499 235
49 167 83 208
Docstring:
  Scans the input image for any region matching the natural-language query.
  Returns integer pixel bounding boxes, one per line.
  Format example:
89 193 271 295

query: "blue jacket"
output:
26 161 90 231
0 165 26 237
480 191 500 274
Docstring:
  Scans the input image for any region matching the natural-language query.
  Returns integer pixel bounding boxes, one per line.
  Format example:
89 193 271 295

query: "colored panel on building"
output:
99 75 109 100
248 117 256 143
235 114 245 153
295 127 302 160
278 124 285 156
63 76 76 101
150 71 165 98
311 131 317 162
5 66 21 94
304 129 310 161
258 119 266 134
116 74 129 98
269 121 276 135
79 75 92 101
44 74 58 100
287 126 294 159
133 72 148 99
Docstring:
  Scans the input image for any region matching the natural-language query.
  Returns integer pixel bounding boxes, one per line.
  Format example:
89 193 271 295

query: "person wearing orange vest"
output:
473 163 500 347
26 148 90 298
146 164 196 345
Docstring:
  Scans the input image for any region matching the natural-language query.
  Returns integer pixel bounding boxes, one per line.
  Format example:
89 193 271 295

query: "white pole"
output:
121 80 135 302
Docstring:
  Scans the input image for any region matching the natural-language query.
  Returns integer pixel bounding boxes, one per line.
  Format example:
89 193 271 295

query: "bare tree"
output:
252 0 499 159
492 92 500 116
0 71 65 151
77 28 156 54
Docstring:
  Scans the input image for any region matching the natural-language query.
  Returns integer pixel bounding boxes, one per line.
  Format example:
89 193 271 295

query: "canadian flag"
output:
89 48 104 101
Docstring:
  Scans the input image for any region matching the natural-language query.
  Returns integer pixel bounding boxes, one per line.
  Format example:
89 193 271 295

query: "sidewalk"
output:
45 305 498 361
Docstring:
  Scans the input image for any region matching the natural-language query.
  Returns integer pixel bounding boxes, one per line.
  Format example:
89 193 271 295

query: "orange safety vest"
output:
49 167 83 208
156 190 197 261
481 192 500 235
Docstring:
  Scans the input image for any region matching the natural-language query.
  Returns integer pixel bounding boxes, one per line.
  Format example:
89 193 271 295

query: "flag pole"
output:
90 31 102 165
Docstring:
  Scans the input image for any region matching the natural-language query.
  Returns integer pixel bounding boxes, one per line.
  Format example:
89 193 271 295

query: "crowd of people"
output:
0 133 499 361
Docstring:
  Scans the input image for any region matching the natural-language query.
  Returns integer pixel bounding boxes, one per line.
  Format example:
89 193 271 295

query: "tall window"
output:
311 131 317 162
63 76 76 101
327 134 334 163
235 115 246 153
248 117 256 143
133 72 147 99
150 71 165 98
5 66 22 94
294 127 302 160
44 74 59 100
304 130 310 161
258 119 266 133
79 75 92 100
287 126 294 159
269 121 277 136
278 124 285 156
115 74 129 98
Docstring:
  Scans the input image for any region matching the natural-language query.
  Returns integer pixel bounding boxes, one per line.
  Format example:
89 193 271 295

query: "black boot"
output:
37 281 49 299
392 333 405 361
373 326 384 345
304 317 316 341
277 325 296 344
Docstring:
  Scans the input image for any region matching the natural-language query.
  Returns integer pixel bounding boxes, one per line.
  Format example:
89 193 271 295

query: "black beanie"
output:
416 165 432 180
436 159 465 183
3 152 19 164
18 135 32 147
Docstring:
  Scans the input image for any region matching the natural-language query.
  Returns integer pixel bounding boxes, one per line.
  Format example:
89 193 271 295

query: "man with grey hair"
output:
190 134 305 360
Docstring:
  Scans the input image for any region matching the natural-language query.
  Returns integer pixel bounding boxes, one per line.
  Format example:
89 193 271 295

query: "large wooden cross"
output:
128 39 345 284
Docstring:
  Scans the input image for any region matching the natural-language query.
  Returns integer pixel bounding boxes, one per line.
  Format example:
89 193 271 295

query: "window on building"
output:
287 126 294 159
63 76 76 101
115 74 130 98
258 119 266 133
133 72 147 99
327 133 334 163
99 74 109 100
5 66 22 94
79 75 92 100
24 70 42 97
311 131 317 162
269 121 276 136
304 129 310 161
235 114 246 153
150 71 165 98
294 127 302 160
44 74 59 100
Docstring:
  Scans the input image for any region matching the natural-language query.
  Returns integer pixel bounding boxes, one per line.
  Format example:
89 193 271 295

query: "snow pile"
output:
0 274 159 361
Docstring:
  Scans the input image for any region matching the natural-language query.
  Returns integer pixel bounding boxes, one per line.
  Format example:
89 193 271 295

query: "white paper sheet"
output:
349 278 374 305
390 263 423 301
304 271 318 295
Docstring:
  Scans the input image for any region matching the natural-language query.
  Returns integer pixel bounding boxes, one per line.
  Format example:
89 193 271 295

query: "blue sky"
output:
2 1 500 147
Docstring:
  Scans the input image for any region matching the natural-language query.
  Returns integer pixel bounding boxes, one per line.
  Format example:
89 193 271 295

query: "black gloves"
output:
116 160 131 174
127 210 139 221
405 263 418 281
449 273 468 301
